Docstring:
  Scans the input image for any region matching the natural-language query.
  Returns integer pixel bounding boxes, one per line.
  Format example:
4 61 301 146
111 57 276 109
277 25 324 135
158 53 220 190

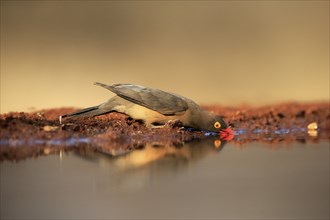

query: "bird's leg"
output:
149 120 180 129
149 121 166 129
150 119 184 129
151 124 166 129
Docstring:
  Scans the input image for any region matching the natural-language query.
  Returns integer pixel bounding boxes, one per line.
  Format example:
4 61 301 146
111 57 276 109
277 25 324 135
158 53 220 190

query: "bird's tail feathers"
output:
59 105 102 124
94 82 112 90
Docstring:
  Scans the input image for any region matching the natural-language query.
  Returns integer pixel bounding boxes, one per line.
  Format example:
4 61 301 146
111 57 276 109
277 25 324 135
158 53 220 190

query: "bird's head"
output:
208 115 228 132
200 114 234 140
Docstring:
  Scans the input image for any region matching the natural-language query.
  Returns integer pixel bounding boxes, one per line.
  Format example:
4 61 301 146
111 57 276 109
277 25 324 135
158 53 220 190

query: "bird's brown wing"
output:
94 82 188 115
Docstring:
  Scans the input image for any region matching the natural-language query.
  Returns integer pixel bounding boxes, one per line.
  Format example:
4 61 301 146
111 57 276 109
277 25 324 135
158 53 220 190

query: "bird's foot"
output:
165 119 184 129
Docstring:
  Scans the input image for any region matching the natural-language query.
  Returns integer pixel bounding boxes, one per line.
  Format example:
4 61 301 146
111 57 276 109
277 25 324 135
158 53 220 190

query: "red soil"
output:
1 102 329 161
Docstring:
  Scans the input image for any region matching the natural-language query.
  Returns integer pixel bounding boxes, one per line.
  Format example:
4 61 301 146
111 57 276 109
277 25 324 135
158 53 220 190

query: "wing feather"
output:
94 82 188 115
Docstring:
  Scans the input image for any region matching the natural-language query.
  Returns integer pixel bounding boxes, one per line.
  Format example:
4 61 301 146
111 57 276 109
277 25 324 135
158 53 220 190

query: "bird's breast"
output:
113 102 189 127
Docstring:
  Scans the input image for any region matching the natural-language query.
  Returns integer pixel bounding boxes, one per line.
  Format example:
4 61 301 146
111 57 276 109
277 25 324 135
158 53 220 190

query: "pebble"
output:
307 122 318 130
43 125 58 132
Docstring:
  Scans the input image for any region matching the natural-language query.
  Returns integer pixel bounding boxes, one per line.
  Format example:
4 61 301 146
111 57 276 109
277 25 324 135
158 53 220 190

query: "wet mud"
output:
1 102 329 161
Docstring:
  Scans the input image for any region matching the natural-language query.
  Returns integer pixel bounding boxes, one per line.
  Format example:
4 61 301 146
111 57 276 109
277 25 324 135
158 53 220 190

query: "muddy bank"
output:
0 102 329 161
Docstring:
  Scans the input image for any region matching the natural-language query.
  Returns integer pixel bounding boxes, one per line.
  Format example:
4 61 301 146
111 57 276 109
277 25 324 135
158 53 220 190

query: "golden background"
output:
1 1 329 113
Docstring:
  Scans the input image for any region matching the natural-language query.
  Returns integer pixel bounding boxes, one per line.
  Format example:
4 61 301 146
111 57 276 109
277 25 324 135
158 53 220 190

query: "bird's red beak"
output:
220 127 234 141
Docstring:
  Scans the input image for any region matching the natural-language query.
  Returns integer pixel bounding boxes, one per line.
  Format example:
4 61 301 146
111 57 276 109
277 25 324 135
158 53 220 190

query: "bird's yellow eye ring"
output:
214 121 221 129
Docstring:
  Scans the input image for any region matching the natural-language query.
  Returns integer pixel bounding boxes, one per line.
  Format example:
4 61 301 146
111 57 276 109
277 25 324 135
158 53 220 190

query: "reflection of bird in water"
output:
60 83 232 135
108 139 226 170
111 144 191 170
74 138 226 190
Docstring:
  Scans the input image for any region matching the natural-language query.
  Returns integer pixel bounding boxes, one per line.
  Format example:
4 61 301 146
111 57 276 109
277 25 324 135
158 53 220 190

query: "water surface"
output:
1 139 329 219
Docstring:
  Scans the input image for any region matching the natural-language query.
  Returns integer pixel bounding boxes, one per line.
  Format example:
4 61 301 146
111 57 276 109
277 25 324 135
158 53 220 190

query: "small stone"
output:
307 122 318 130
43 125 58 132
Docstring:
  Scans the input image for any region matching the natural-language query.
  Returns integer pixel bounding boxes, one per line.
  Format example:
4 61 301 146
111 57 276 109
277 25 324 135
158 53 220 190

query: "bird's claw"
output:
166 119 183 128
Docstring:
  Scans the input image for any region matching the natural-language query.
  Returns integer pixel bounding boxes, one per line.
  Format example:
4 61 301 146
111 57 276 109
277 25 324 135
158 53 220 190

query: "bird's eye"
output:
214 121 221 129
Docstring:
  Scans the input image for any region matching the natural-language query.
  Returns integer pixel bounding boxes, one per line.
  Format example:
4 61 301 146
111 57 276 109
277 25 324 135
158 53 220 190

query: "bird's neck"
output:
191 109 216 130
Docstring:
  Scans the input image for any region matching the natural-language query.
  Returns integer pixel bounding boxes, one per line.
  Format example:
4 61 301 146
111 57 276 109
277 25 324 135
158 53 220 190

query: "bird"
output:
60 82 231 133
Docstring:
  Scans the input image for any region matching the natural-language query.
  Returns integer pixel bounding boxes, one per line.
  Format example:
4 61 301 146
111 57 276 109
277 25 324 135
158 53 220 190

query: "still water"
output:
1 139 329 219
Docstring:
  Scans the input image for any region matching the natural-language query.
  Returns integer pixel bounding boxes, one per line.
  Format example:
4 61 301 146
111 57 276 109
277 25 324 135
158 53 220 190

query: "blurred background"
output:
1 1 329 113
